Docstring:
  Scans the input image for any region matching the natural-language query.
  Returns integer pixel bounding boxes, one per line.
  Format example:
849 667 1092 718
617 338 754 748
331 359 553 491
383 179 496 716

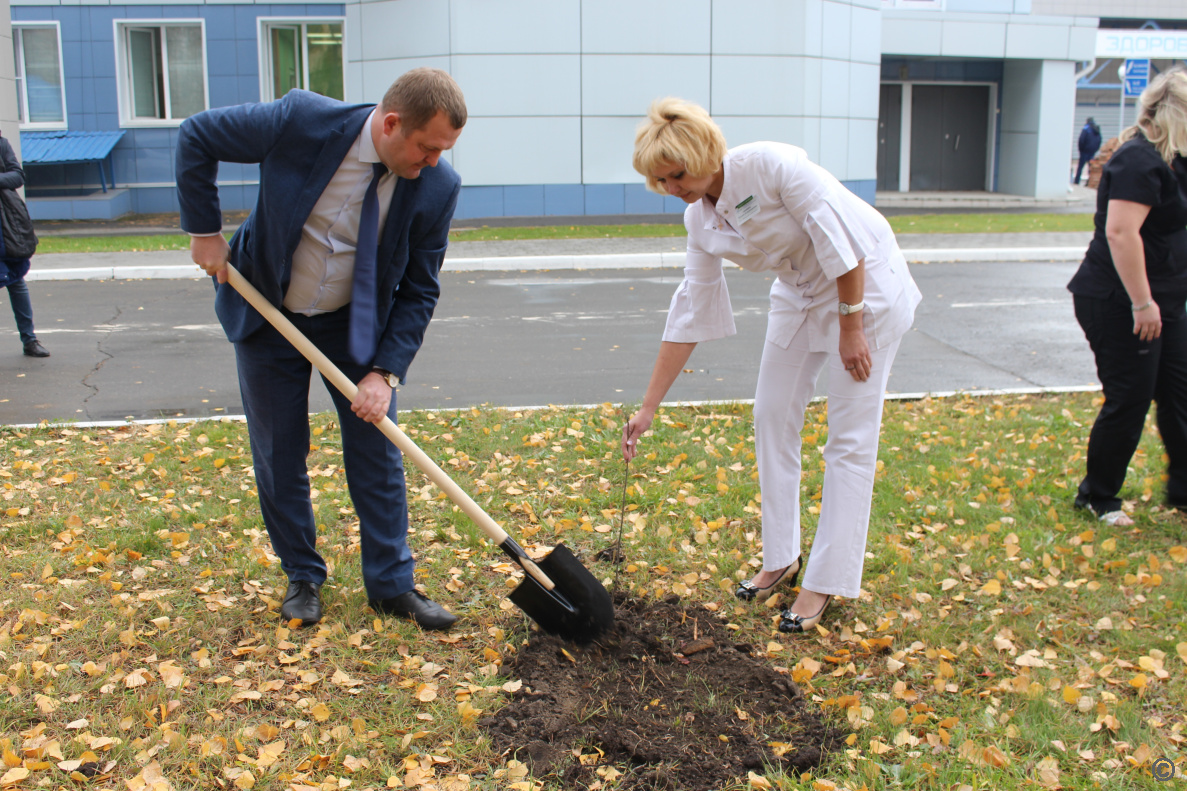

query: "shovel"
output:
223 264 614 643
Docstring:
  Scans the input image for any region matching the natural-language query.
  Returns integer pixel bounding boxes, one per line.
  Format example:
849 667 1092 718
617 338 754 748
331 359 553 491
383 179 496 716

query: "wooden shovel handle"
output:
223 264 557 590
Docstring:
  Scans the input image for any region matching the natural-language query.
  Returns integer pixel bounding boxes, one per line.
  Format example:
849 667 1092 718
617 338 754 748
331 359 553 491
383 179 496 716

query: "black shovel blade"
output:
507 543 614 643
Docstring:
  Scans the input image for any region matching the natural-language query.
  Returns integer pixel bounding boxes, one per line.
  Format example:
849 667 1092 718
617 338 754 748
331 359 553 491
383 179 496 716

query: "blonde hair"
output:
1121 68 1187 164
633 98 727 194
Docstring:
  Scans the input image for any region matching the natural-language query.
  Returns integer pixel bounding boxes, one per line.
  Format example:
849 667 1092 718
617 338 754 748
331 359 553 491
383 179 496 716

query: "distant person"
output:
0 131 48 357
178 68 466 629
620 99 921 634
1067 70 1187 526
1074 117 1103 185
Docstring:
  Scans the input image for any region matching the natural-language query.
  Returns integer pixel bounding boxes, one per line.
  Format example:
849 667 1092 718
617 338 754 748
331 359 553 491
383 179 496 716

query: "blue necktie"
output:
349 161 387 364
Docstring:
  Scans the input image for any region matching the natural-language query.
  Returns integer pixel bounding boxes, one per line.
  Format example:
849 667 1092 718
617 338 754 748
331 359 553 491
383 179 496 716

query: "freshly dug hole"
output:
482 594 847 790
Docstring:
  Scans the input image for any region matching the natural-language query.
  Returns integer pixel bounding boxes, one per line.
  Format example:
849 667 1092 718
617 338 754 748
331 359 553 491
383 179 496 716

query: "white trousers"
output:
753 333 901 599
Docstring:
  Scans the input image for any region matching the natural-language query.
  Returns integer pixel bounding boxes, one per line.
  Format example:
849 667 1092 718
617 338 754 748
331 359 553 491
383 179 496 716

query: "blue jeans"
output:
6 276 36 345
233 306 415 600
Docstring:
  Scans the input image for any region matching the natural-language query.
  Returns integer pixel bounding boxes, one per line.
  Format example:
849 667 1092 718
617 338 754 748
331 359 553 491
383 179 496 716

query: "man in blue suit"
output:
177 68 466 630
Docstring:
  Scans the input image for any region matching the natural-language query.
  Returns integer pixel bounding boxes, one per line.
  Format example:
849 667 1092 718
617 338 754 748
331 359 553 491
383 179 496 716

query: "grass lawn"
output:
1 392 1183 790
31 212 1095 254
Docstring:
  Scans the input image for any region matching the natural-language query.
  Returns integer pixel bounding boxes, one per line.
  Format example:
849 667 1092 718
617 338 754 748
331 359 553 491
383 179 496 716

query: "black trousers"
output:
1074 154 1092 184
1074 294 1187 514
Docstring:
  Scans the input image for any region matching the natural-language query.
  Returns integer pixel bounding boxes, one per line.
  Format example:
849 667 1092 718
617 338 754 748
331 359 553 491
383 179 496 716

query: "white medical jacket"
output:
663 142 922 353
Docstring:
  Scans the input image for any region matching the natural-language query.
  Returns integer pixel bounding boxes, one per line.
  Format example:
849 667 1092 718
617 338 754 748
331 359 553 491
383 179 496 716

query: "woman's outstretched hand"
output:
622 409 655 461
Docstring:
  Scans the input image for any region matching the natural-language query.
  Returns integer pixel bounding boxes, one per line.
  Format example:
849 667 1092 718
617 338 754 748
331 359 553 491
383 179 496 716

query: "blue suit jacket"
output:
176 90 461 383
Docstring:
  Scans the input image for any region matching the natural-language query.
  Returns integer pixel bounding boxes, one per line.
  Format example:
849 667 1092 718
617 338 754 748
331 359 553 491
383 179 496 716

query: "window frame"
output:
113 18 210 128
13 21 68 130
256 17 347 103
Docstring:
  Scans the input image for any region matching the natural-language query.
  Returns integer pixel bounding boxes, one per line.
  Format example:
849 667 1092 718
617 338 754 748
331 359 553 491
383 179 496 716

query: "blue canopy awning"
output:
19 131 126 192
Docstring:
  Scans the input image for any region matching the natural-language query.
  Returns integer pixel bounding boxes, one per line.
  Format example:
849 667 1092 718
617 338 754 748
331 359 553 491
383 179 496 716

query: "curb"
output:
24 247 1085 282
5 384 1103 430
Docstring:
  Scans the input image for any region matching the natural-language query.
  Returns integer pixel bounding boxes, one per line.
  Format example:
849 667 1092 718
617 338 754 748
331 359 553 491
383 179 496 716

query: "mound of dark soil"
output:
482 594 847 790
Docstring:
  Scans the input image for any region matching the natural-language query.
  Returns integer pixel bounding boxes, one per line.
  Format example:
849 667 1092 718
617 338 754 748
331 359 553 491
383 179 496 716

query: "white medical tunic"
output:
662 142 922 353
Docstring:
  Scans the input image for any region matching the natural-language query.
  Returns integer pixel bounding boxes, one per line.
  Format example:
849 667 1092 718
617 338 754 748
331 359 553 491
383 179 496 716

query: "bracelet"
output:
1133 301 1155 313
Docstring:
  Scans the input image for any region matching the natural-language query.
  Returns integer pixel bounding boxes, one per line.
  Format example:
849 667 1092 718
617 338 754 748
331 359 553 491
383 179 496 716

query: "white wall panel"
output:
818 117 849 178
799 116 822 164
713 0 814 55
582 55 710 116
1000 59 1039 134
1005 21 1068 59
849 3 882 64
941 20 1006 57
847 117 877 180
582 0 710 54
582 116 647 184
714 116 808 150
344 60 364 103
450 0 579 54
881 17 942 55
1068 25 1096 61
450 116 580 185
802 57 823 117
819 59 851 118
452 55 580 116
1034 59 1075 198
345 3 361 62
711 56 806 116
821 1 852 60
360 57 451 105
359 0 450 61
801 0 824 58
848 62 880 120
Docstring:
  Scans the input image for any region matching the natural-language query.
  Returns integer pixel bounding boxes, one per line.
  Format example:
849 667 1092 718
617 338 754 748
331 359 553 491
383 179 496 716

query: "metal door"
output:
877 84 902 192
910 85 989 191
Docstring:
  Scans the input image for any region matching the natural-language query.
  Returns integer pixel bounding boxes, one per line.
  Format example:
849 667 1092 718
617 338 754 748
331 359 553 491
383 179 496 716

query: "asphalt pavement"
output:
0 227 1100 426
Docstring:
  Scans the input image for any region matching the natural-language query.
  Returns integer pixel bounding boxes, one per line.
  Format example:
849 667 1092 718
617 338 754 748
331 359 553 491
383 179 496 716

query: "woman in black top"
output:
1067 69 1187 525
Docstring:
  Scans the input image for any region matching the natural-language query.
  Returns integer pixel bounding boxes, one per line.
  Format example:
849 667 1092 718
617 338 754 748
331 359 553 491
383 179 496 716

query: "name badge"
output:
734 195 759 225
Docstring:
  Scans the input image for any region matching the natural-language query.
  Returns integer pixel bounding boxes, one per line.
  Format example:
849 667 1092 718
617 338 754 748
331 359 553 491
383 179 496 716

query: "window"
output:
260 20 344 102
14 24 66 127
116 21 208 125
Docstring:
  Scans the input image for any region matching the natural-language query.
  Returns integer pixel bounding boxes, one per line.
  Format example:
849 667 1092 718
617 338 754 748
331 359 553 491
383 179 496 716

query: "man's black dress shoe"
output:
281 580 322 625
23 340 49 358
369 591 457 631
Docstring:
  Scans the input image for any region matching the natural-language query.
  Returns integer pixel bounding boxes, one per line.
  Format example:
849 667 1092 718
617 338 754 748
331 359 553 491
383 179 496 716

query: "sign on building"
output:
1124 59 1149 98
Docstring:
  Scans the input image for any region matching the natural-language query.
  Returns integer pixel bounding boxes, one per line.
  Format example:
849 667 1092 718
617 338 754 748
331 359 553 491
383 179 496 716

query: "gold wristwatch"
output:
372 367 399 388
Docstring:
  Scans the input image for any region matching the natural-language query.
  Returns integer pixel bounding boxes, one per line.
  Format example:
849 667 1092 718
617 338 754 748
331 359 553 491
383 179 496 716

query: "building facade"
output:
5 0 1105 221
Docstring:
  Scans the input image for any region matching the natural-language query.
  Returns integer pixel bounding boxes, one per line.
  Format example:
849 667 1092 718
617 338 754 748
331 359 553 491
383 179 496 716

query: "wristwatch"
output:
371 367 399 388
838 300 865 316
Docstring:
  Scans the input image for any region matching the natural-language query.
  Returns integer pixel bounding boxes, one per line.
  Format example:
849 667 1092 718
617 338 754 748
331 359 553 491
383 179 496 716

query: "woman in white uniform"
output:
621 98 922 633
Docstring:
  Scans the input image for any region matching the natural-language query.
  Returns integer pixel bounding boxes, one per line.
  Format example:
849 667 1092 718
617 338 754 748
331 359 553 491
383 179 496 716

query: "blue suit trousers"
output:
234 306 415 600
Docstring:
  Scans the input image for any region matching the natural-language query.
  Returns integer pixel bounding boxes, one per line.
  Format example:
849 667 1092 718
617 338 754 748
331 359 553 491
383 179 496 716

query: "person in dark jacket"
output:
1075 117 1103 185
0 132 48 357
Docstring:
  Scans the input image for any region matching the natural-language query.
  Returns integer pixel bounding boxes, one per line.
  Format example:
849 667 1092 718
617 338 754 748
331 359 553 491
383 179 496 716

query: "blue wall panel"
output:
841 179 877 205
208 41 239 77
624 184 666 214
543 184 584 216
503 185 544 216
456 186 504 219
583 184 624 215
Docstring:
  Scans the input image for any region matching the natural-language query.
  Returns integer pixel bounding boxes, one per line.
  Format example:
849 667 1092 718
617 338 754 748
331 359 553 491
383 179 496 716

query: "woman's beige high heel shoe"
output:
778 595 833 633
734 555 802 602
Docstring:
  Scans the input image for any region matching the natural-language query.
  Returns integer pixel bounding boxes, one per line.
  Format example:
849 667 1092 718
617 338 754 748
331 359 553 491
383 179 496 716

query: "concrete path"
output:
25 231 1094 282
